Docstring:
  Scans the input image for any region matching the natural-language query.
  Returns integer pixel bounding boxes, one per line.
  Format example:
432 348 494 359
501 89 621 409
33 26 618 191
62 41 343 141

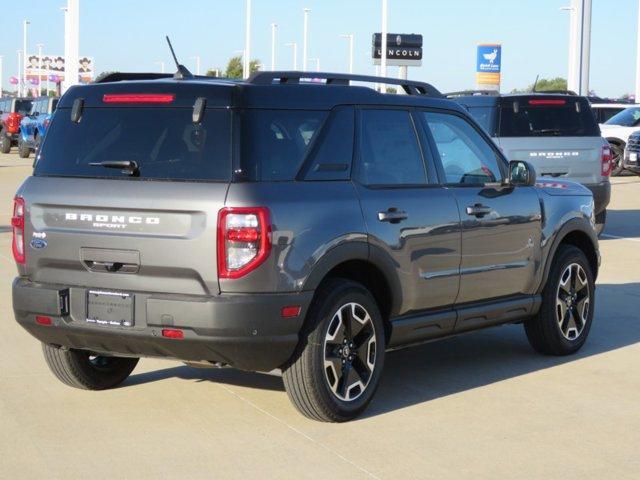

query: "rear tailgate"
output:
18 82 234 296
498 136 604 184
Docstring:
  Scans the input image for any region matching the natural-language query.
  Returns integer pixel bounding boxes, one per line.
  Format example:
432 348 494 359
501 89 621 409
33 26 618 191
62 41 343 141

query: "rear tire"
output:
0 132 11 154
595 210 606 237
525 245 595 356
283 279 386 422
609 142 625 176
42 343 139 390
18 137 30 158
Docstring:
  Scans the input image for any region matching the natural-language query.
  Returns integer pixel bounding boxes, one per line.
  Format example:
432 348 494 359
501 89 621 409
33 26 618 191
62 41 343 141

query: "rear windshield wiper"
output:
89 160 140 177
530 129 562 136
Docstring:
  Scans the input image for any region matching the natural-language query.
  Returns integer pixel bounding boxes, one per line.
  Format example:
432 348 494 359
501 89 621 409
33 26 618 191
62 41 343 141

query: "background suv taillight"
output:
601 145 612 177
217 207 271 279
11 197 26 264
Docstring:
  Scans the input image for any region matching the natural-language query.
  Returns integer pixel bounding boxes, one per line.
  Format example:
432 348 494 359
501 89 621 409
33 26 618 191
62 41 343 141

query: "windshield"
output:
499 97 599 137
15 100 32 115
605 107 640 127
35 107 231 181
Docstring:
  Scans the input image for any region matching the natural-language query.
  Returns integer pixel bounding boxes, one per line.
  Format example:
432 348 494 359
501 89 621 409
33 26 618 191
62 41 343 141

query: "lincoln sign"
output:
372 33 423 67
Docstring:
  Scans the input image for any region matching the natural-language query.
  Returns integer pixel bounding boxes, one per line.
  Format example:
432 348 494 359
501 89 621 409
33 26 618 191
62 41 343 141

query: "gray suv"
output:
12 72 600 422
448 92 611 235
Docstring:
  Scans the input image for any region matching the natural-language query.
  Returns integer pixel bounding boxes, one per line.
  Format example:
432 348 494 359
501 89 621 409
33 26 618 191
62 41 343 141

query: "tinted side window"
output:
302 106 354 181
356 109 426 186
241 109 327 181
423 111 503 185
467 106 496 135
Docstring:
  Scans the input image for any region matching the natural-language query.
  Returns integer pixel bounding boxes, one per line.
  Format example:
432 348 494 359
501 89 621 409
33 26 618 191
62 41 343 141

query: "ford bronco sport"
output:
448 91 611 235
12 71 600 422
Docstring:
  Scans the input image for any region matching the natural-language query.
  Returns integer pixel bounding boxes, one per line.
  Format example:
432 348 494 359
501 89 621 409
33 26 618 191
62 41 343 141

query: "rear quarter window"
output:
499 98 599 137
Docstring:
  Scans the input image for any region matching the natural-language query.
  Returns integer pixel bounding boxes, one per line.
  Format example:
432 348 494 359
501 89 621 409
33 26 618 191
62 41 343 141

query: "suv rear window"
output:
15 100 32 115
499 97 599 137
35 108 231 181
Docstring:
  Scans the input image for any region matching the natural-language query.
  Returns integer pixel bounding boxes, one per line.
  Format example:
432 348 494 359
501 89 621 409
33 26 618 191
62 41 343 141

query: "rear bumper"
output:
585 181 610 214
623 151 640 173
13 278 313 372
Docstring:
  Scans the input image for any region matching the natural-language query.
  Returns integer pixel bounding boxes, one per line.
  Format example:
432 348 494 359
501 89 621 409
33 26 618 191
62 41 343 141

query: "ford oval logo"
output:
30 238 47 250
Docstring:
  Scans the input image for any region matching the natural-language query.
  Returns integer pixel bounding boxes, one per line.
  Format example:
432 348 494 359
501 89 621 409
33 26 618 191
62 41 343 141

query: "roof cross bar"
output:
247 71 443 97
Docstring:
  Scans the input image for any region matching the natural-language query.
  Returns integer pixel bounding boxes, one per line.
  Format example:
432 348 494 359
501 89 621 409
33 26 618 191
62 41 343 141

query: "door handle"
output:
466 204 492 217
378 209 408 223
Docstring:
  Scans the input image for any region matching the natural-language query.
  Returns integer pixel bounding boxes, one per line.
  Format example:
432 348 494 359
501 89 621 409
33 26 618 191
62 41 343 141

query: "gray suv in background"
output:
449 92 611 235
12 72 600 422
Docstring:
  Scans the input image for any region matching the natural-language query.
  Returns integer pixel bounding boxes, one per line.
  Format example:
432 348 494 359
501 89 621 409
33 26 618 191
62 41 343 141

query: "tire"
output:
609 142 625 177
283 279 386 422
18 137 30 158
42 343 139 390
594 210 606 237
524 245 595 356
0 132 11 154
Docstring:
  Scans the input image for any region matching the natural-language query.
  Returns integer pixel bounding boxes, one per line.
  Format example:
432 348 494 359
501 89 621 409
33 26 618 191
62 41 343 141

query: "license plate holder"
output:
86 290 134 327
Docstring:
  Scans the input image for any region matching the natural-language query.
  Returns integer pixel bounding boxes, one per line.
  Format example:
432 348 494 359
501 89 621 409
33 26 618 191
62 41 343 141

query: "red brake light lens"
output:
601 145 612 177
11 196 26 265
162 328 184 339
36 316 52 326
528 99 566 106
217 207 271 279
102 93 175 104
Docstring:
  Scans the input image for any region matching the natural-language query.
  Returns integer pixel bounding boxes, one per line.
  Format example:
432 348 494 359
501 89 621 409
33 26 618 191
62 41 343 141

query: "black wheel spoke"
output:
556 263 590 341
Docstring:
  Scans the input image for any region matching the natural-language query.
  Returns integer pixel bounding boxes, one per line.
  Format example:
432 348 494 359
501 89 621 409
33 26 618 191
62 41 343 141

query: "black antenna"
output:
532 74 540 93
165 36 194 80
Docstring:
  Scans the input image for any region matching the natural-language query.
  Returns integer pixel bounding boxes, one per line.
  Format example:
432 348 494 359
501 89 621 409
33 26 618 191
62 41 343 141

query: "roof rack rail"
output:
444 90 499 98
247 71 443 97
96 72 174 83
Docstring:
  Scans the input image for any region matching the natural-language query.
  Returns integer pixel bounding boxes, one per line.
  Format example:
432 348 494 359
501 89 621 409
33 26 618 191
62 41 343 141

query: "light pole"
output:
23 20 30 97
62 0 79 93
339 34 354 74
270 23 278 71
302 8 311 71
285 43 298 70
636 0 640 101
0 56 3 98
17 50 22 95
563 0 591 95
309 58 320 72
190 56 201 75
37 43 44 96
243 0 252 78
380 0 388 78
154 61 165 73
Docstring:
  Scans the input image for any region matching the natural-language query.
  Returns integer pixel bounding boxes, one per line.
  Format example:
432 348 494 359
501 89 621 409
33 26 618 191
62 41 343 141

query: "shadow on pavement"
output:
601 210 640 239
123 283 640 416
0 226 11 233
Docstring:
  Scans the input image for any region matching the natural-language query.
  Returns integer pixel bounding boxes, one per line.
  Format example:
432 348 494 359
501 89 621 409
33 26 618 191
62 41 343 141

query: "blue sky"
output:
1 0 637 97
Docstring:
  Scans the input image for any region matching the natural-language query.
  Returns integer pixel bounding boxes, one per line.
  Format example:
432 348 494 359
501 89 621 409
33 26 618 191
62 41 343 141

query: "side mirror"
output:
508 160 536 187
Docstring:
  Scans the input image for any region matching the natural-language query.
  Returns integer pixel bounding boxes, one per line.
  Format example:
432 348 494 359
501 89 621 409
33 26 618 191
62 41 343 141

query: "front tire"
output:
525 245 595 355
0 132 11 154
283 279 386 422
18 137 30 158
42 343 139 390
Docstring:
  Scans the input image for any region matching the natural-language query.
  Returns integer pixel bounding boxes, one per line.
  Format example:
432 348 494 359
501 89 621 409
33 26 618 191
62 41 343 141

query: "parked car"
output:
12 71 600 422
449 91 611 235
0 97 33 153
589 102 630 124
622 130 640 174
600 106 640 176
17 96 59 159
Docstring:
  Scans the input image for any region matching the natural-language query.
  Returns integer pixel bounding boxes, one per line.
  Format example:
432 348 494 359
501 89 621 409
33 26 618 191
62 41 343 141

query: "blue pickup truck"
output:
17 96 59 158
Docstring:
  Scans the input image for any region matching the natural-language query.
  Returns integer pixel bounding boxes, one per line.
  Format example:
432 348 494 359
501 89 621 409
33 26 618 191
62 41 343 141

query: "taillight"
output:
601 145 612 177
11 197 26 265
43 118 51 129
102 93 175 104
217 207 271 279
528 99 566 106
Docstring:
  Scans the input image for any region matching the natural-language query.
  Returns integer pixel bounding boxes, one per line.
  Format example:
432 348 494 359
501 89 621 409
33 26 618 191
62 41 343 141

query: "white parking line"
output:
601 234 640 242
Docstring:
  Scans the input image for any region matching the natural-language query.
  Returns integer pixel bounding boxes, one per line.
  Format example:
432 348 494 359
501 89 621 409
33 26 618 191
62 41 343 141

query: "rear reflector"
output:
528 99 566 106
281 306 302 318
36 316 52 326
162 328 184 339
102 93 175 104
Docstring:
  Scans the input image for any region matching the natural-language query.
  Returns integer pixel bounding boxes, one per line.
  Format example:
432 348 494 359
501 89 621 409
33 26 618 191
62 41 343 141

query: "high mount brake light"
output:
601 145 612 177
217 207 271 279
528 99 566 106
11 197 26 265
102 93 175 104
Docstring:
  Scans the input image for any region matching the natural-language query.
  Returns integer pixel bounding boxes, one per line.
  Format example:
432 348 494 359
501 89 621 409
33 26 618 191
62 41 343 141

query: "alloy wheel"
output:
323 302 377 402
556 263 590 340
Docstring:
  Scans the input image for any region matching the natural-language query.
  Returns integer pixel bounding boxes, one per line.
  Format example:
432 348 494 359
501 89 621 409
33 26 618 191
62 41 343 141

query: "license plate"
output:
87 290 134 327
630 153 638 164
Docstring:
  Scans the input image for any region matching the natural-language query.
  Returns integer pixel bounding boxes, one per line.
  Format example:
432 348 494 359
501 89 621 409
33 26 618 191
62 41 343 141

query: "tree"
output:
224 56 260 78
511 77 568 93
205 69 220 77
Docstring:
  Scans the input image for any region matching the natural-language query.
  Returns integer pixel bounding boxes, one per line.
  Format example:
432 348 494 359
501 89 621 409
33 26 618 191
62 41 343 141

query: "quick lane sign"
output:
372 33 423 67
476 44 502 87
